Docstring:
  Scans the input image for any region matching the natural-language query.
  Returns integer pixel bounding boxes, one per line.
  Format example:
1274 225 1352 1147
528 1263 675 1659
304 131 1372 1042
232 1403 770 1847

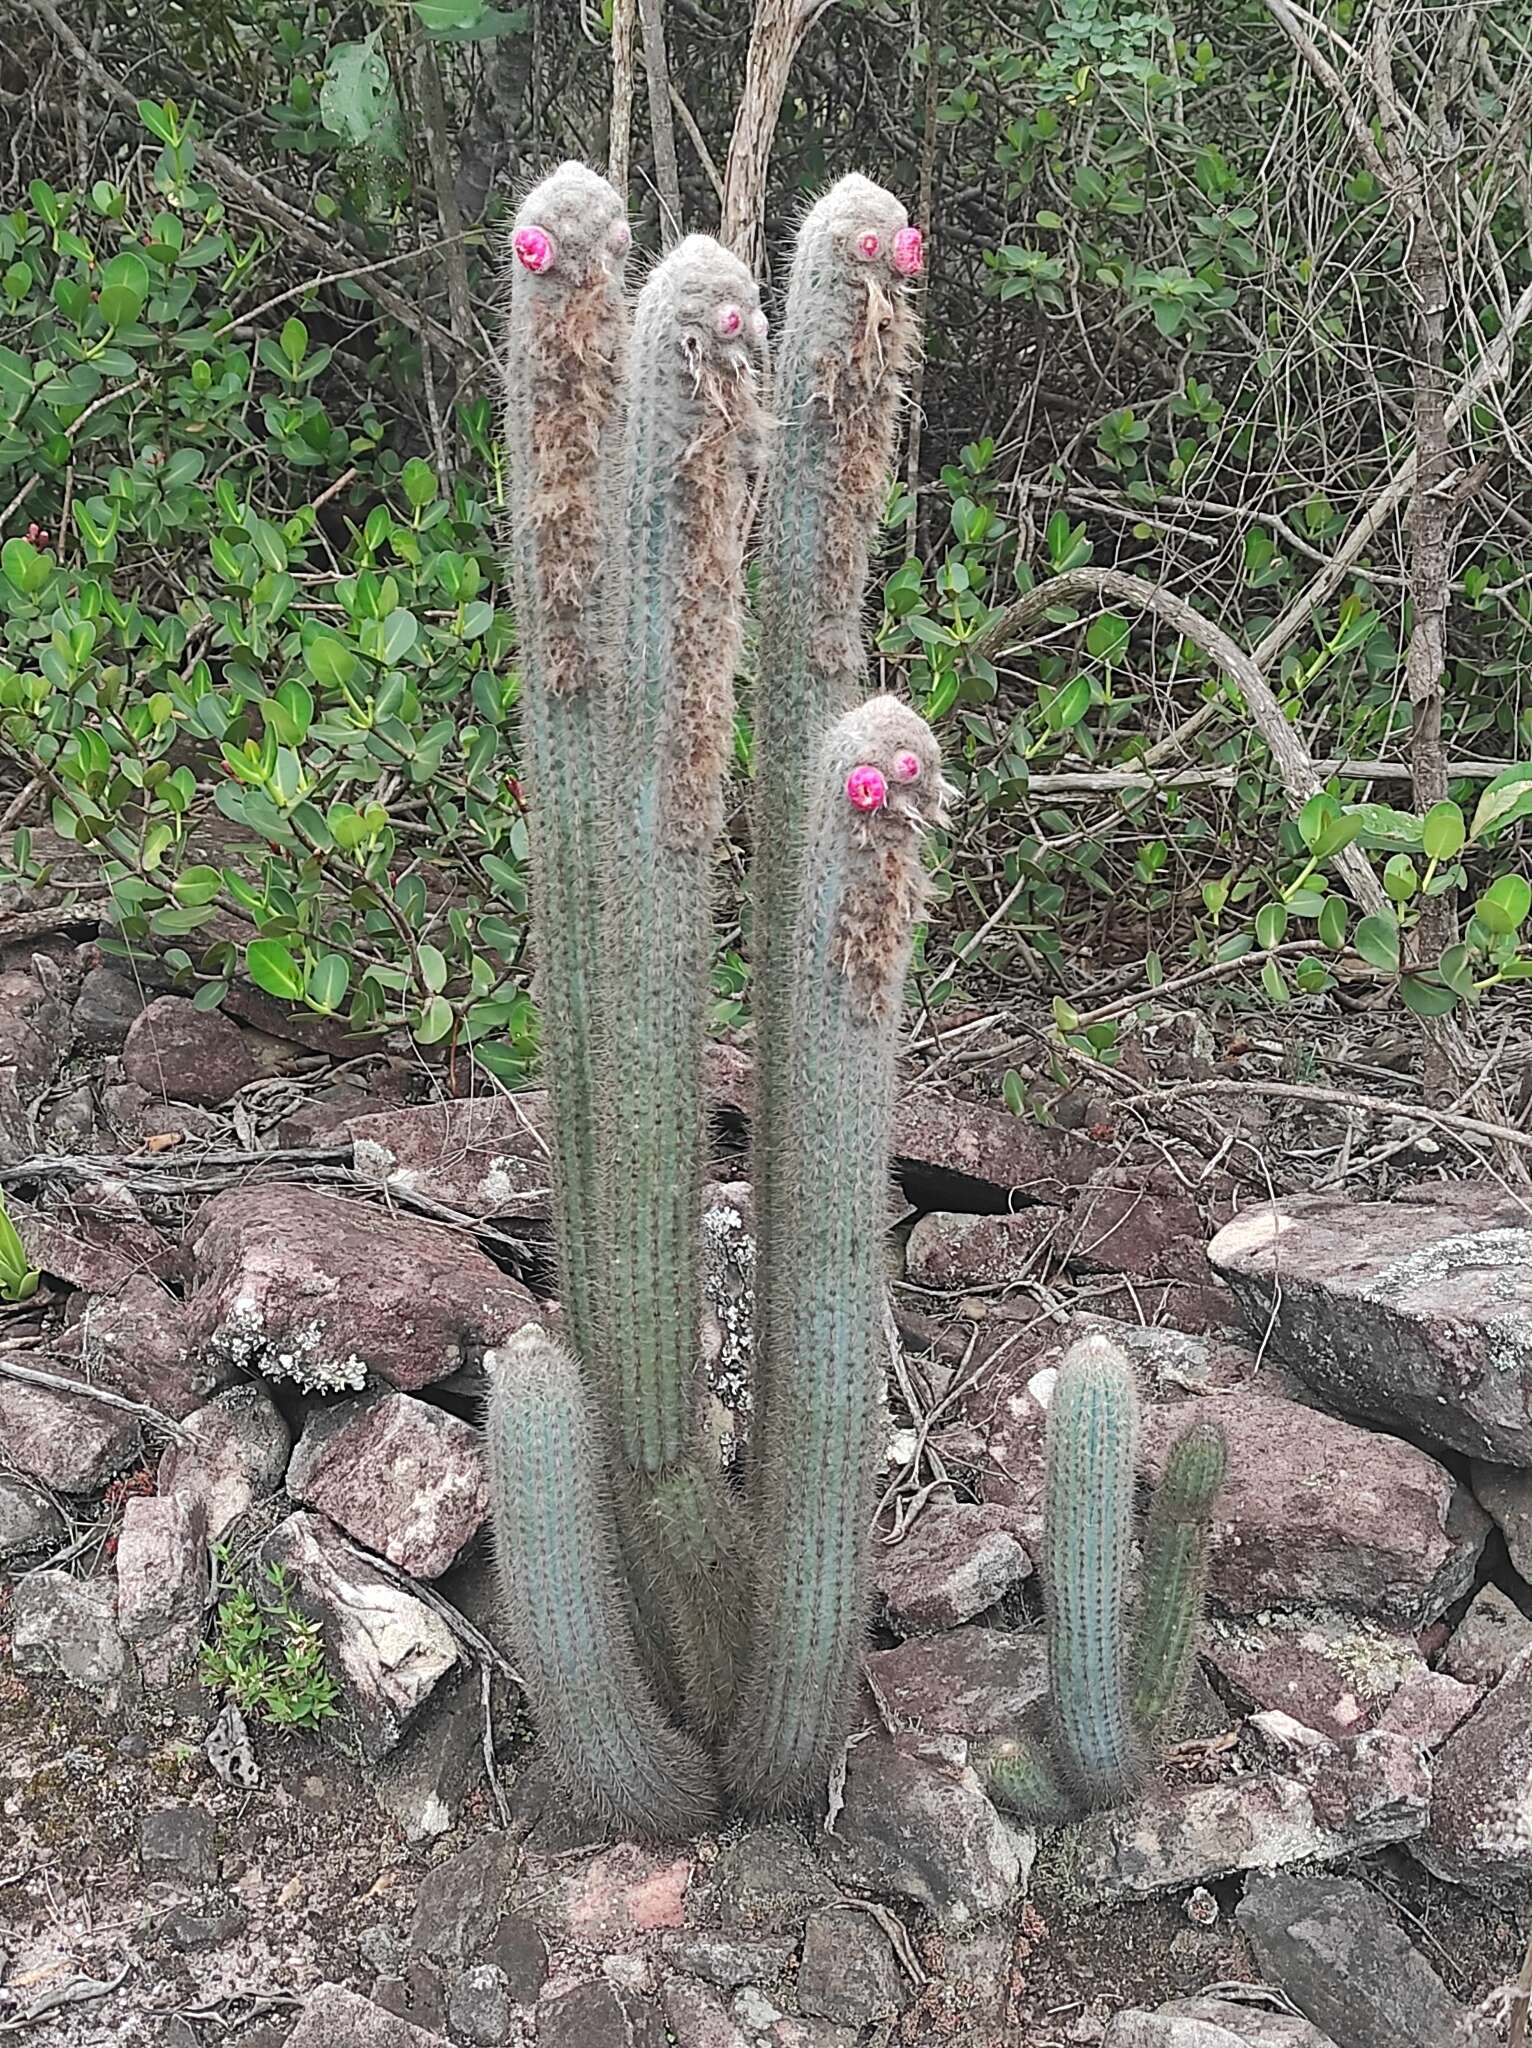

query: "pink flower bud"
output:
513 225 555 274
846 764 888 813
608 220 632 255
892 226 924 276
750 307 769 343
856 229 881 260
892 749 922 782
715 303 743 338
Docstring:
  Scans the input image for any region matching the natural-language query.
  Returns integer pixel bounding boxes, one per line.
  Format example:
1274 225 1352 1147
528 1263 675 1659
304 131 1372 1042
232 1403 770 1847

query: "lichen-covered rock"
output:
904 1209 1059 1289
123 993 259 1106
1073 1717 1429 1895
344 1095 552 1218
0 1365 141 1492
286 1391 487 1578
1413 1643 1532 1888
116 1493 210 1686
1200 1611 1424 1740
700 1180 755 1472
819 1732 1033 1930
157 1382 291 1541
188 1183 538 1394
1208 1186 1532 1463
874 1502 1031 1630
11 1568 128 1696
259 1512 460 1759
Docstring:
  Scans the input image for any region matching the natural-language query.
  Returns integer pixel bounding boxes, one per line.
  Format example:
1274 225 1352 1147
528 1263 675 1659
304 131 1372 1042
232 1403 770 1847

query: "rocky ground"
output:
1 909 1530 2046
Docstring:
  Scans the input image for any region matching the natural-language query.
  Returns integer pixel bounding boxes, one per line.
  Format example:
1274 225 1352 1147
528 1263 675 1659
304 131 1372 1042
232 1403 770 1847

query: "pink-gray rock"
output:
374 1674 486 1844
1200 1612 1424 1741
188 1184 538 1394
56 1273 210 1417
10 1181 177 1292
1208 1186 1532 1463
1440 1583 1532 1688
288 1983 451 2048
660 1932 796 1991
260 1512 461 1760
11 1568 129 1696
116 1493 209 1686
0 1473 65 1566
1061 1184 1205 1279
865 1625 1047 1742
344 1096 552 1218
123 994 259 1106
874 1503 1031 1630
0 1365 141 1492
904 1210 1060 1290
1469 1459 1532 1580
1073 1716 1429 1896
1107 2008 1339 2048
796 1909 901 2026
72 963 147 1049
539 1980 667 2048
1413 1643 1532 1888
1373 1668 1482 1750
819 1732 1033 1930
287 1391 487 1579
157 1382 291 1541
0 966 69 1161
662 1979 752 2048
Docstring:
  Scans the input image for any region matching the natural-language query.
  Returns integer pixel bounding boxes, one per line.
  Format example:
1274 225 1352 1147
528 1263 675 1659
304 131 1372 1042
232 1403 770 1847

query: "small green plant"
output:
200 1563 339 1733
0 1192 39 1303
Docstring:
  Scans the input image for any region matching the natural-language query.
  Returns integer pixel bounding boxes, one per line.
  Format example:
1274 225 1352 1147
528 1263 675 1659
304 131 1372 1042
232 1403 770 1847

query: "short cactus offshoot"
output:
487 161 930 1837
985 1332 1227 1824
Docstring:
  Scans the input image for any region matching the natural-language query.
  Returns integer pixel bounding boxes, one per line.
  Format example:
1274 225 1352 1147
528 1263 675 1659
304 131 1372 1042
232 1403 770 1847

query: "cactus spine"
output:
729 698 944 1811
985 1333 1227 1824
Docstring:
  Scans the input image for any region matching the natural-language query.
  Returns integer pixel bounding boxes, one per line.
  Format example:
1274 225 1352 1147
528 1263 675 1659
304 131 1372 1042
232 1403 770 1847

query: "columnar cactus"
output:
985 1332 1227 1822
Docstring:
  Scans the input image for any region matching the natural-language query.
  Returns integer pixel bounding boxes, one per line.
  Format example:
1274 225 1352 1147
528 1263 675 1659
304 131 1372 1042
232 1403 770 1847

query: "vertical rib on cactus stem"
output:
750 175 919 1518
485 1327 719 1837
731 695 943 1812
1043 1333 1142 1808
501 162 630 1382
1131 1416 1226 1746
602 235 766 1726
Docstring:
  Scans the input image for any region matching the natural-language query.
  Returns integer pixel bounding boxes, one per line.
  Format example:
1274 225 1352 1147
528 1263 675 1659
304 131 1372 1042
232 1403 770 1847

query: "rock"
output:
1413 1643 1532 1887
410 1833 518 1964
10 1569 128 1695
161 1899 249 1951
1440 1584 1532 1687
139 1803 219 1886
557 1842 692 1942
1469 1460 1532 1579
1208 1188 1532 1463
538 1980 667 2048
373 1961 447 2033
0 967 69 1160
1373 1669 1482 1750
796 1908 901 2025
820 1732 1032 1930
905 1210 1060 1289
1236 1870 1476 2048
10 1182 176 1293
57 1275 209 1417
484 1914 548 2003
0 1366 141 1492
0 1473 65 1565
374 1672 485 1842
660 1932 795 1991
1109 2005 1338 2047
123 994 258 1106
157 1382 291 1540
711 1825 838 1935
448 1965 512 2046
891 1090 1097 1205
662 1979 752 2048
874 1504 1031 1630
260 1512 461 1760
72 964 146 1049
1141 1392 1486 1624
344 1096 551 1218
288 1983 451 2047
864 1624 1048 1741
1200 1612 1424 1740
1062 1185 1205 1278
116 1493 209 1686
286 1391 488 1578
1074 1720 1429 1895
188 1184 538 1394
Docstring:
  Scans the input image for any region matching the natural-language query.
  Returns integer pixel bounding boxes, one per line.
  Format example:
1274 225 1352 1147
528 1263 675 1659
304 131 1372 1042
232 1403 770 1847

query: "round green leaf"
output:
98 250 149 330
246 938 305 1001
415 995 454 1044
1477 873 1531 936
1400 974 1460 1018
1318 896 1348 951
1353 912 1400 975
1043 673 1091 731
1254 902 1287 949
1421 800 1465 863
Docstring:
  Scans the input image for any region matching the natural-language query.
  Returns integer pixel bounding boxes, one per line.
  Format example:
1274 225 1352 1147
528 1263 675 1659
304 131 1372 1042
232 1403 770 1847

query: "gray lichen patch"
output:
208 1300 369 1395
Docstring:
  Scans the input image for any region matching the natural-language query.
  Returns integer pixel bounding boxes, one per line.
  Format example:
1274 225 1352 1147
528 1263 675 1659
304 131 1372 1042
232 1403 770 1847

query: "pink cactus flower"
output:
716 303 743 338
513 225 555 274
856 230 881 260
892 749 923 782
846 764 888 813
608 220 632 255
892 226 924 277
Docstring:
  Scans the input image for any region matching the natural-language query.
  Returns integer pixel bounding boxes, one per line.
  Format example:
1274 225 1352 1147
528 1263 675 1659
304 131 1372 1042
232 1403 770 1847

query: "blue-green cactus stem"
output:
1131 1415 1227 1747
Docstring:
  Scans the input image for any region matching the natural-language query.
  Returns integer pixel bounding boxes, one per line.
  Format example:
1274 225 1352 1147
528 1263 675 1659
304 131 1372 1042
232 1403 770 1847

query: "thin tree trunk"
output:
609 0 638 201
414 42 473 351
721 0 836 273
903 0 941 557
636 0 684 245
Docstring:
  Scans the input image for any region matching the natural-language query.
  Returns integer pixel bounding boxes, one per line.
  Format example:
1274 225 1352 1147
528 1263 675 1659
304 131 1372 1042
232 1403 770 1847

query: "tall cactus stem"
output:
750 176 921 1495
501 162 630 1380
730 696 944 1812
1131 1416 1227 1747
485 1327 720 1838
1043 1333 1142 1808
600 235 766 1712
